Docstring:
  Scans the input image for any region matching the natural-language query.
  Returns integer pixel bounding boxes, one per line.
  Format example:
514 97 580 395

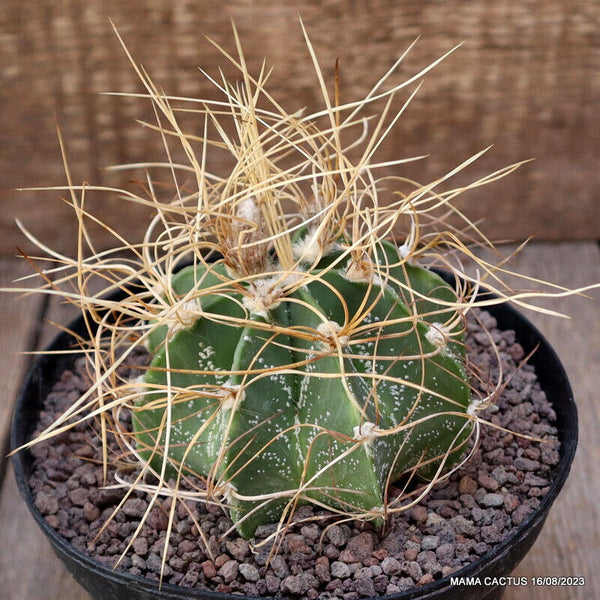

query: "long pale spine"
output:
135 241 471 538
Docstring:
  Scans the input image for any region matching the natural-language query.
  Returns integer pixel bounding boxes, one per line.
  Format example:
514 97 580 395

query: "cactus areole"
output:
134 239 472 538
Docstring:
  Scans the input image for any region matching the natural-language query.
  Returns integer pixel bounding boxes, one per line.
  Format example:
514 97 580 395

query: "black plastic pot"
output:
11 279 578 600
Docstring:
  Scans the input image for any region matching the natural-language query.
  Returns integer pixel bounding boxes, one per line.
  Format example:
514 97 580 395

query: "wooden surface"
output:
0 241 598 600
1 0 600 255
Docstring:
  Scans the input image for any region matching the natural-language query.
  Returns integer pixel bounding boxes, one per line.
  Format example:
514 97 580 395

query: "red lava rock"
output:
214 553 230 568
34 490 59 515
225 538 249 560
479 493 505 508
403 547 419 562
286 534 312 555
512 504 534 525
458 475 478 495
410 505 428 523
380 556 401 576
402 560 423 582
300 524 321 542
239 563 260 582
132 537 148 557
270 554 291 578
315 555 329 567
477 472 500 492
372 548 388 560
147 506 169 531
524 473 550 487
331 561 351 579
178 539 196 554
83 501 100 522
503 494 520 513
514 457 540 471
315 563 331 583
281 573 319 595
201 560 217 579
356 577 376 597
265 574 281 594
337 549 358 563
218 559 239 583
45 514 59 529
326 523 351 547
122 498 147 518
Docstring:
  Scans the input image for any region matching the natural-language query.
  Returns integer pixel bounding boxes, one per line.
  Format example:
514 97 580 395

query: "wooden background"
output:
1 0 599 256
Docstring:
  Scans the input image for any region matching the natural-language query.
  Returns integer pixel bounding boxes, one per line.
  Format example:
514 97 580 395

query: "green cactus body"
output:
134 242 472 538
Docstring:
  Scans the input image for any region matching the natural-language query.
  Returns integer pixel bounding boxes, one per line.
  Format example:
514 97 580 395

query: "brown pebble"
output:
214 553 230 568
410 505 428 523
458 475 478 495
178 539 196 554
265 574 281 594
147 506 168 531
315 563 331 583
34 491 59 516
477 472 500 492
201 559 217 579
315 555 329 567
122 498 147 518
226 538 249 560
404 547 419 562
83 501 100 522
372 548 388 560
503 494 520 513
218 559 239 583
286 534 312 555
338 549 358 563
132 537 148 557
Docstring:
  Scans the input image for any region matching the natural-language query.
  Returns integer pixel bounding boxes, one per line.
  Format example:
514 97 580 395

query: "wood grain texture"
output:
1 0 599 256
0 258 42 478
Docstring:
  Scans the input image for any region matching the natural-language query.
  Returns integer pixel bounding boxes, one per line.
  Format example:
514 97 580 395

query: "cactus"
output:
18 23 584 556
134 239 472 538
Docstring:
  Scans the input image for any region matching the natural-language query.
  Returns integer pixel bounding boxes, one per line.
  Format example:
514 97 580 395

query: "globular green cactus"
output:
134 239 472 538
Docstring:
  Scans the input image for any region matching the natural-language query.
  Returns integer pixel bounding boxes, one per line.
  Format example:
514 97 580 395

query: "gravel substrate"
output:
27 309 560 599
